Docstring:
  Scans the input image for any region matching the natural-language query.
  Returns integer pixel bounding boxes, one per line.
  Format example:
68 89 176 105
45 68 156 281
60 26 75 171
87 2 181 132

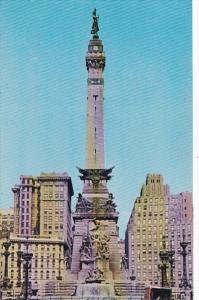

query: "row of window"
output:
43 193 64 200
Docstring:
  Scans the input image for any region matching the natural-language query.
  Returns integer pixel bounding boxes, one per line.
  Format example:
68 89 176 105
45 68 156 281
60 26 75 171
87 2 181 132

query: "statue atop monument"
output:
91 8 99 38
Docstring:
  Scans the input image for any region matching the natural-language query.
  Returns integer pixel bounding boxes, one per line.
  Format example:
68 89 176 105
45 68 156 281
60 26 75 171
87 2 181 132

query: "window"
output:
40 271 43 279
46 271 49 279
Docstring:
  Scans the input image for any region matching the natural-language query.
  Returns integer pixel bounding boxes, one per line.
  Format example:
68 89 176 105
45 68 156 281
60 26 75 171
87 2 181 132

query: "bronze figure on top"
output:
91 8 99 37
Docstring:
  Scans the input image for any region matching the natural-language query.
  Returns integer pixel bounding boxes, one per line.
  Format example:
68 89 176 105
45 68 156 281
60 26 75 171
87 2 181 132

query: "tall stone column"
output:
86 11 105 170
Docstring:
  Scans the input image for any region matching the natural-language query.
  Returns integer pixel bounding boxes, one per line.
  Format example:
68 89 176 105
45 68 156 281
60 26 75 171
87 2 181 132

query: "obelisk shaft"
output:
86 15 105 169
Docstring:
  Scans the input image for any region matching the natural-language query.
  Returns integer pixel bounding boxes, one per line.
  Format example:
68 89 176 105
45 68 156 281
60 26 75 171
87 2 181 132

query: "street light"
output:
168 240 175 287
179 229 192 300
16 250 23 288
158 236 169 287
22 237 33 300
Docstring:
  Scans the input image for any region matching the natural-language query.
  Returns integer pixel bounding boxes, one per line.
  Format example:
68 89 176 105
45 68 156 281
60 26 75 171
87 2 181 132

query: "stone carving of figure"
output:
80 234 92 261
121 254 128 270
91 232 110 260
105 193 117 212
85 267 104 283
76 193 92 212
65 255 71 270
91 8 99 36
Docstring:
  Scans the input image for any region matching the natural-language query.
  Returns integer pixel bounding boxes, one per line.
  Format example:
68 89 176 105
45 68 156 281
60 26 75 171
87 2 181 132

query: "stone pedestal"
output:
76 283 116 299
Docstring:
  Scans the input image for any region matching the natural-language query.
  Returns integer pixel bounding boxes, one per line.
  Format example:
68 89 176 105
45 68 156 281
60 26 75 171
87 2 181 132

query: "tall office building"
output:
4 172 74 297
126 177 193 296
126 174 169 286
12 172 73 248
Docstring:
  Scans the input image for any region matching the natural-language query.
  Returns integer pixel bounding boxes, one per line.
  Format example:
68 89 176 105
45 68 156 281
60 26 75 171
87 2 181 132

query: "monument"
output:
70 10 128 298
43 9 140 300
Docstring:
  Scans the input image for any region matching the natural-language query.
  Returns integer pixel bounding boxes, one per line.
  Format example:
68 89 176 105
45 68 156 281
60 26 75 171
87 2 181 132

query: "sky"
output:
0 0 192 237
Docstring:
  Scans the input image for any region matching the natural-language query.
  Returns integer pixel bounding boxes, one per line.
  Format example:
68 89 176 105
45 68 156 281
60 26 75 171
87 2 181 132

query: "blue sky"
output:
0 0 192 237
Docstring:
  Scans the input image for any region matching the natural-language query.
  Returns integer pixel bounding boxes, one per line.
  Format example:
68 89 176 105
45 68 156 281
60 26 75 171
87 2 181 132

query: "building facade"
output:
12 172 73 250
126 174 169 286
0 208 14 237
0 172 74 297
126 177 193 297
5 235 67 299
0 208 14 283
168 192 193 291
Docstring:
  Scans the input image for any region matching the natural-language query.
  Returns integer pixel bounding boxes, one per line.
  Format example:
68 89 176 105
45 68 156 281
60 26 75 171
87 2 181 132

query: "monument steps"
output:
44 281 77 296
114 282 145 297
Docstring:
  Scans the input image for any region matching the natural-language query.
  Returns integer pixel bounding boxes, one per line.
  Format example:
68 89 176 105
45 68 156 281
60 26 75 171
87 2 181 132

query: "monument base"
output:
76 282 115 298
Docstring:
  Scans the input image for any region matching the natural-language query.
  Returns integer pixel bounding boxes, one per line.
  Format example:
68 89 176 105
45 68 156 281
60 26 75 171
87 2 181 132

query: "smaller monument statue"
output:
105 193 117 212
80 233 93 262
85 267 104 283
91 8 99 38
76 193 92 212
120 254 128 270
90 220 110 260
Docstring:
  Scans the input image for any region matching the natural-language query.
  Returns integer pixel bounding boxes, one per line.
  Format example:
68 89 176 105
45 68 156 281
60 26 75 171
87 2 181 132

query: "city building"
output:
168 192 193 292
125 174 169 286
6 235 68 299
0 208 14 283
126 177 193 297
0 172 74 297
0 208 14 237
12 172 73 250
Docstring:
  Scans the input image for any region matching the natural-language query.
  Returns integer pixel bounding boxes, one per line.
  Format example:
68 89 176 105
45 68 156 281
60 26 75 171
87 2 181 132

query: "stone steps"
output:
44 282 77 296
114 283 145 297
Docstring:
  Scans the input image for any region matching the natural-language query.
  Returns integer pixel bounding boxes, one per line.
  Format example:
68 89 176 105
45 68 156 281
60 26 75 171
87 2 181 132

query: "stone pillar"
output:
86 34 105 169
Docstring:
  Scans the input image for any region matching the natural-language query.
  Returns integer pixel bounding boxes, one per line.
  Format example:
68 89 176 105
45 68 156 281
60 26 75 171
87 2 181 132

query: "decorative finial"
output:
91 8 99 38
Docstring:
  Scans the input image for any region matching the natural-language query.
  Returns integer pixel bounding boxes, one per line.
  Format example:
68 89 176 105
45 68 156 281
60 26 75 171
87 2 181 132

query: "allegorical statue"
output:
120 254 128 270
91 8 99 37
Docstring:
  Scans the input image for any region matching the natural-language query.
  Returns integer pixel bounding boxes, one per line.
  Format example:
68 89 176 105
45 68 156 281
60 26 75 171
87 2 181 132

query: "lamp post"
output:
2 240 12 289
22 238 33 300
179 230 191 300
0 239 12 300
168 240 175 287
158 237 169 287
16 250 23 287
